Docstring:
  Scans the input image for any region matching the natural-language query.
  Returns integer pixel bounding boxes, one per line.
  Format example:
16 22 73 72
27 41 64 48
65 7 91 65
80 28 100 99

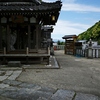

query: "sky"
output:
43 0 100 41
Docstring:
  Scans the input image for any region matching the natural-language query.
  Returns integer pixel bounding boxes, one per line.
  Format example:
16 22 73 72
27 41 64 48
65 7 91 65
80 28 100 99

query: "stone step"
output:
8 61 21 67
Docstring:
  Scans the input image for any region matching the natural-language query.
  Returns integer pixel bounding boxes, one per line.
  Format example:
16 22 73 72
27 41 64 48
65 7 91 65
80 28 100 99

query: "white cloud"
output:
42 0 100 40
43 0 100 12
51 20 91 40
62 3 100 12
63 0 76 3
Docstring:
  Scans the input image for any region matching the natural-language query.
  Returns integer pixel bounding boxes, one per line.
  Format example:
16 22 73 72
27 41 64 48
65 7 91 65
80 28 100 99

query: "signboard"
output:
11 15 24 23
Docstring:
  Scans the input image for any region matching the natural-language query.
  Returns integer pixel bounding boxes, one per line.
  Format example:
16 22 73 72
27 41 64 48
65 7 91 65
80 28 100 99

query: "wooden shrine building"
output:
0 0 62 64
62 35 77 55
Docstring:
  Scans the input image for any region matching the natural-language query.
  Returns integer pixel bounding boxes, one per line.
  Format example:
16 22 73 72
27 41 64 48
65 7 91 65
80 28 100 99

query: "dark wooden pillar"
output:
28 24 31 48
0 18 2 49
38 24 41 49
7 22 10 52
36 24 40 52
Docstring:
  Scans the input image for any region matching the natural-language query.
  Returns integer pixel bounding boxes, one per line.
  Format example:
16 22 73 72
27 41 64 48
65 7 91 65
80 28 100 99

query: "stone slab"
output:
0 76 8 82
1 87 53 100
1 87 29 99
0 83 9 89
0 71 5 76
50 89 75 100
37 97 48 100
1 90 19 99
31 91 53 100
0 89 5 95
19 82 37 88
8 70 22 80
0 96 14 100
19 83 41 92
3 79 22 86
8 61 21 67
38 86 56 94
5 71 13 76
74 93 99 100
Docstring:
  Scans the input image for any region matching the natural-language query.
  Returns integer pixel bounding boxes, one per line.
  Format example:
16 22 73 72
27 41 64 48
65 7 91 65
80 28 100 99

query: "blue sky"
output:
43 0 100 41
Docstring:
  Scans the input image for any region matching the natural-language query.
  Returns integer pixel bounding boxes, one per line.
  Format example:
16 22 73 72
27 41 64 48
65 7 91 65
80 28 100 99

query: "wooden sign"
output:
11 15 24 23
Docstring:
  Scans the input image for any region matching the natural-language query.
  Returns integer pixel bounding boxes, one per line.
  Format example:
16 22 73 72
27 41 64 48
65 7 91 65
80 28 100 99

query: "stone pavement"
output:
0 52 100 100
0 77 99 100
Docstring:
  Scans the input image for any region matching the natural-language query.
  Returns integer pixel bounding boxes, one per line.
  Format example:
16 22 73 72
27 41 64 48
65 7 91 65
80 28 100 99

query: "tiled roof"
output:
62 35 77 39
0 1 62 25
0 0 39 2
0 1 62 15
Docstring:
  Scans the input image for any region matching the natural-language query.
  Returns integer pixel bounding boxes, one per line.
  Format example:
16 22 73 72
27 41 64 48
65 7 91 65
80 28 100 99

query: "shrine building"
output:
0 0 62 64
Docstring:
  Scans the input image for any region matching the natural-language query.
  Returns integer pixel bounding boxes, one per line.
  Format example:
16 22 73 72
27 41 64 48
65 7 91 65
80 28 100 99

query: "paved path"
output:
0 78 99 100
0 50 100 100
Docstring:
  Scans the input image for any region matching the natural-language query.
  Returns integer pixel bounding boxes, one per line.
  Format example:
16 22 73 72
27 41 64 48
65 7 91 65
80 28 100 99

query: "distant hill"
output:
77 21 100 44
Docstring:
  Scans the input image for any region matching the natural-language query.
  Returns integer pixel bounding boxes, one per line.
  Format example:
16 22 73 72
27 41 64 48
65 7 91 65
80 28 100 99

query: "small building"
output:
62 35 77 55
77 40 87 50
0 0 62 64
78 40 98 50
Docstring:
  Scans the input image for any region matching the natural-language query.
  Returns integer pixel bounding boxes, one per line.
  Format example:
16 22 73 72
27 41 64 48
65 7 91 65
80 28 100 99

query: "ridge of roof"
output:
0 0 41 5
0 0 62 7
0 0 35 2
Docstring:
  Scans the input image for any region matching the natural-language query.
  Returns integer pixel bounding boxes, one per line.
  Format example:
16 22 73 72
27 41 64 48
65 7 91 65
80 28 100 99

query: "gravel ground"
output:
17 50 100 97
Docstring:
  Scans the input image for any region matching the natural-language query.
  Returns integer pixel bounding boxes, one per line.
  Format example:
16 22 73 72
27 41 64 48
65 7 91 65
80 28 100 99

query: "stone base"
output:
8 61 21 67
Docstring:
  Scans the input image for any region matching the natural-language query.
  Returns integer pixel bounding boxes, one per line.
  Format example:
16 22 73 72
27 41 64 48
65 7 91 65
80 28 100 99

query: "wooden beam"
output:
0 18 2 49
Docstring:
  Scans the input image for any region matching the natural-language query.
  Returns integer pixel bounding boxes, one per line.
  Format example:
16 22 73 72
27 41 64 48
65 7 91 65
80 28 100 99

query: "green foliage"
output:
57 40 65 45
57 40 60 45
77 21 100 42
60 42 65 45
98 40 100 45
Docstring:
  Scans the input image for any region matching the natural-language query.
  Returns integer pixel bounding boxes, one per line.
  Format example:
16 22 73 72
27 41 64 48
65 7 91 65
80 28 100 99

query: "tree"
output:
57 40 60 45
77 21 100 43
57 40 65 45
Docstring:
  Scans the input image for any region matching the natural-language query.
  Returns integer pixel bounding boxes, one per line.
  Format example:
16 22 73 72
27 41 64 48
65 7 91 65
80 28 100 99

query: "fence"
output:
75 49 87 57
53 45 65 50
75 48 100 58
53 45 100 58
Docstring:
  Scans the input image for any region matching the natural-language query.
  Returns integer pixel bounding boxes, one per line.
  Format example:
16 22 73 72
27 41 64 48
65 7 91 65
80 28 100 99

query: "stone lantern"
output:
87 39 93 58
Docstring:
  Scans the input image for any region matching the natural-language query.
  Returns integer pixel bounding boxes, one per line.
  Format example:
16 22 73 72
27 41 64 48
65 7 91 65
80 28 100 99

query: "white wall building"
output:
78 40 98 50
